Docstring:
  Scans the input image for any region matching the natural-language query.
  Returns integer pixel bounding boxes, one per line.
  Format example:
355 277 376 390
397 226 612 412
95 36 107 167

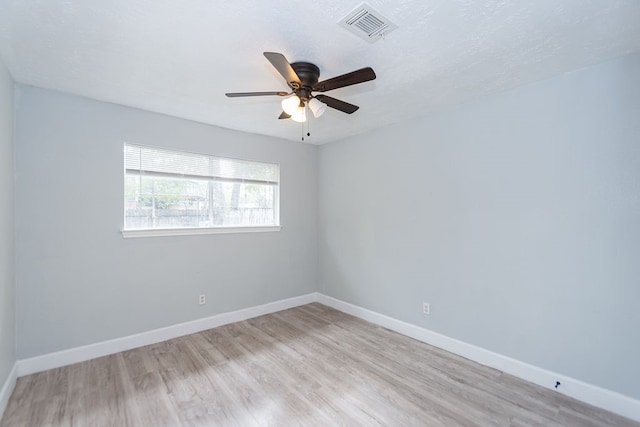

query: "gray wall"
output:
0 60 15 387
318 54 640 399
15 86 317 358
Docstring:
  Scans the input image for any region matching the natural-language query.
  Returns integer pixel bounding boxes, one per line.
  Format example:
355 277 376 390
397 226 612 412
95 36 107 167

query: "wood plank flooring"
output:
1 303 637 426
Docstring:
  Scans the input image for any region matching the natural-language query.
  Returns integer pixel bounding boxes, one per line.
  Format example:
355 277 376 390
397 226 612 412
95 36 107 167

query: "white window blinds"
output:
125 144 279 185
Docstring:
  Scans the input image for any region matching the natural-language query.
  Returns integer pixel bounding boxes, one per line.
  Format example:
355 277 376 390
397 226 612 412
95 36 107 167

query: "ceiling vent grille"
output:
339 3 398 43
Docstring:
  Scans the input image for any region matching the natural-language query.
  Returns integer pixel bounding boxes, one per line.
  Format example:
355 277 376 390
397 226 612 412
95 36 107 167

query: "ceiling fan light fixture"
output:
290 105 307 123
281 95 301 115
309 98 327 118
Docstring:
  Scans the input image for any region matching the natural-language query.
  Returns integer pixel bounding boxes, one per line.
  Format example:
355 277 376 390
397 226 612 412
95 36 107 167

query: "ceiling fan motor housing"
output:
290 62 320 101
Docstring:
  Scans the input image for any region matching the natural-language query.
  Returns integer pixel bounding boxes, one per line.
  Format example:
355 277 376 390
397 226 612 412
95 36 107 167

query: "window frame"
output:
121 143 281 238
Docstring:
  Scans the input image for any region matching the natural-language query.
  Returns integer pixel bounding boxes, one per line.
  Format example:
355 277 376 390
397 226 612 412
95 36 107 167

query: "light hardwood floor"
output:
1 303 637 426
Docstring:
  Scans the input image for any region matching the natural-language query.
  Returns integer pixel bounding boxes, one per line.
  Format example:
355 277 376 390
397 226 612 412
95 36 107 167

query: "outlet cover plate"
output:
423 302 430 315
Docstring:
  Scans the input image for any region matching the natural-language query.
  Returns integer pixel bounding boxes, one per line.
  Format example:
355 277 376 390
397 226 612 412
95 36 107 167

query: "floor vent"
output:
339 3 398 43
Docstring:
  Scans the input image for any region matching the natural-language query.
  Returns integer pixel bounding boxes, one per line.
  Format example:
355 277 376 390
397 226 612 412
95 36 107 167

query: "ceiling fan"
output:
225 52 376 123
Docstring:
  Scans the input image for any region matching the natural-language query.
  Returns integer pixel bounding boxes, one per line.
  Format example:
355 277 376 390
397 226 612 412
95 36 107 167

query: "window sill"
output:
121 225 281 238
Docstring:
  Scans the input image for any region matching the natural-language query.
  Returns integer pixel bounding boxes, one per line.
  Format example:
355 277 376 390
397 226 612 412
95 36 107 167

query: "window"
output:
123 144 279 237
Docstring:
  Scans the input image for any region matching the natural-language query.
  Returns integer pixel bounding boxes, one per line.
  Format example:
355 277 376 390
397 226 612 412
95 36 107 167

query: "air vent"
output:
339 3 398 43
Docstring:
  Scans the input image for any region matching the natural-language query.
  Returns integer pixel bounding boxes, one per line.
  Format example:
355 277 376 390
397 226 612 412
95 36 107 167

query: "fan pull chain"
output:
301 104 311 142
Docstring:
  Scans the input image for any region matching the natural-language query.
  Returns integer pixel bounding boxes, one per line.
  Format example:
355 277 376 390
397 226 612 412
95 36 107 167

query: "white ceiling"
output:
0 1 639 144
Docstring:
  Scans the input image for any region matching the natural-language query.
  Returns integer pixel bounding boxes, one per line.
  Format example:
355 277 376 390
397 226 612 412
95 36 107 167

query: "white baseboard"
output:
16 293 318 377
316 293 640 423
0 362 17 421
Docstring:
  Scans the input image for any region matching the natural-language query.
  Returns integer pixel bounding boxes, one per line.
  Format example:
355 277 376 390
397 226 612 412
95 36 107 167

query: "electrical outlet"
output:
423 302 430 315
199 294 206 305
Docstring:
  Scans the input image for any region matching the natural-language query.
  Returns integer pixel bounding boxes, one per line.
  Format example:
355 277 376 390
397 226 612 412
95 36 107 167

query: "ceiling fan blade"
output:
314 95 359 114
264 52 301 88
278 111 291 119
313 67 376 92
225 91 289 97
